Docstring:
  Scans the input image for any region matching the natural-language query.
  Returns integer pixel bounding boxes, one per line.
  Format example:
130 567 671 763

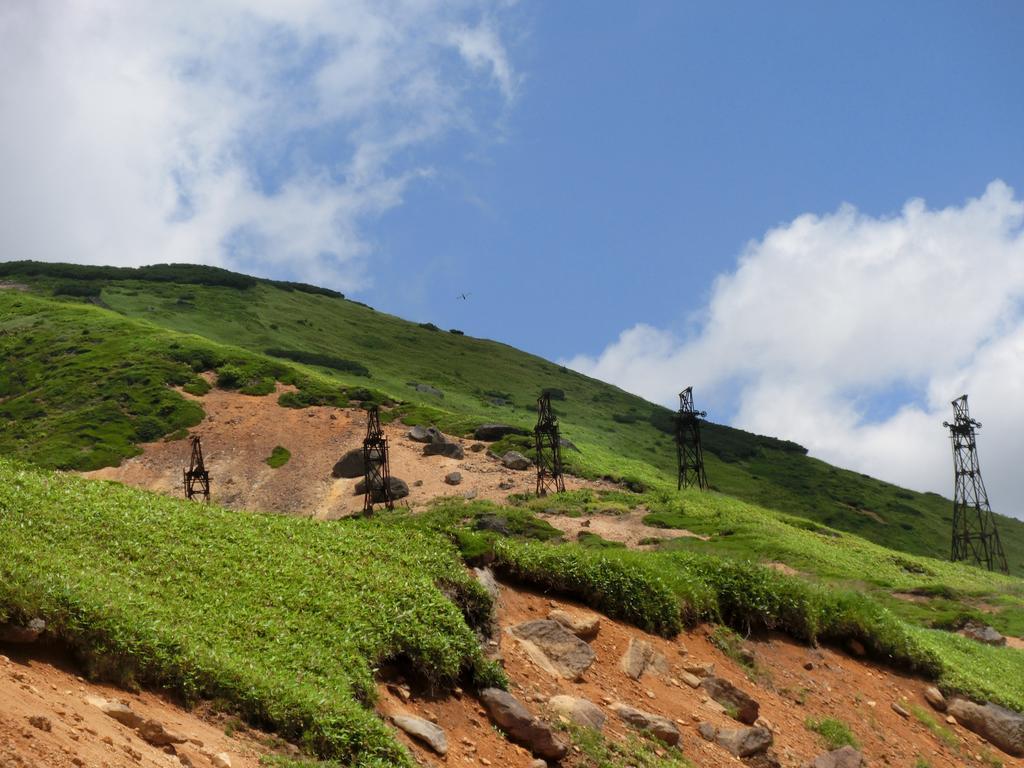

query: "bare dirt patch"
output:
84 384 611 518
538 509 709 549
0 644 278 768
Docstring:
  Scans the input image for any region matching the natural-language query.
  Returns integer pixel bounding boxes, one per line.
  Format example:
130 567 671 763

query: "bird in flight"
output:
457 292 471 301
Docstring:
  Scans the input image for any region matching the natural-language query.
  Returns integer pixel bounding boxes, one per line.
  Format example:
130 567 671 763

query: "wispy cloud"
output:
0 1 520 291
567 182 1024 516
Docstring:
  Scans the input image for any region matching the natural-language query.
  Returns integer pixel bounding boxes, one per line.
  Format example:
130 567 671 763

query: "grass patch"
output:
908 702 959 750
265 446 291 469
561 722 695 768
805 716 859 750
0 459 502 766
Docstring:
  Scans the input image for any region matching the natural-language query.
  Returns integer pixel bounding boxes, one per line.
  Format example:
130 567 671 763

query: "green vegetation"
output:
561 723 695 768
805 716 859 750
908 702 959 750
0 459 500 766
265 446 291 468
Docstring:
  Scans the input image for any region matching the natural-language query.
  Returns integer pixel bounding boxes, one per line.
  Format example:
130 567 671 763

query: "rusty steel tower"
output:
675 386 708 491
362 405 394 513
183 435 210 502
944 395 1008 573
534 392 565 496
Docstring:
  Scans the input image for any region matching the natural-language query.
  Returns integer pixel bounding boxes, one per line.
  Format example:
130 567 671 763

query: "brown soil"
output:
84 383 614 519
0 644 281 768
381 579 1024 768
538 509 708 549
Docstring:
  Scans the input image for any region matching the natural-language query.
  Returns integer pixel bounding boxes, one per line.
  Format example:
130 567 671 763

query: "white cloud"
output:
0 1 519 291
567 182 1024 517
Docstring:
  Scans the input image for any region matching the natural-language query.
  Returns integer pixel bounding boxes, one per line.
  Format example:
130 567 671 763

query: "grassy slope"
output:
0 458 498 767
3 263 1016 573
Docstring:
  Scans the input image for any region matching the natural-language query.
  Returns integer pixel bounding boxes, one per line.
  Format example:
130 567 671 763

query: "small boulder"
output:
212 754 232 768
501 451 531 470
463 489 478 500
498 479 515 490
27 715 52 732
0 618 46 644
680 671 702 688
548 695 605 731
424 441 465 459
620 638 666 681
698 722 773 757
683 660 715 677
703 676 760 725
470 442 486 452
407 425 440 443
802 746 864 768
444 472 462 486
510 620 595 681
608 702 679 746
413 383 444 398
330 448 364 478
479 688 567 760
391 714 448 756
924 686 946 712
891 702 910 718
474 424 530 441
137 718 187 747
88 698 145 729
960 621 1007 647
473 567 500 603
353 476 410 500
547 609 600 640
947 698 1024 756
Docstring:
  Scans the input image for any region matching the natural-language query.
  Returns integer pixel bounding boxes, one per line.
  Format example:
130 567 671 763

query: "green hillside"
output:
2 260 1021 575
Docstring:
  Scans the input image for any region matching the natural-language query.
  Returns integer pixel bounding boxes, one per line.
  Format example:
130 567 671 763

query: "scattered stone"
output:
474 424 530 441
609 702 680 746
548 695 605 731
0 618 46 643
498 480 515 490
27 715 52 732
212 754 232 768
407 425 439 443
682 660 715 677
501 451 531 470
680 672 702 688
528 761 547 768
138 719 187 747
697 722 773 757
463 489 478 499
353 476 410 500
947 698 1024 756
470 442 486 452
891 702 909 718
804 661 814 671
444 471 462 485
87 698 146 729
330 448 363 478
413 479 424 487
620 638 667 680
510 620 596 681
802 745 864 768
474 567 499 602
703 676 760 725
946 715 957 725
547 609 600 640
479 688 567 760
847 639 866 657
960 621 1007 647
924 686 946 712
391 714 449 755
424 441 465 459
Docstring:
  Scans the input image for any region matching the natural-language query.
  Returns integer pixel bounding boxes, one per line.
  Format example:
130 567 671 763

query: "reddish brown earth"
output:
84 383 616 518
0 645 282 768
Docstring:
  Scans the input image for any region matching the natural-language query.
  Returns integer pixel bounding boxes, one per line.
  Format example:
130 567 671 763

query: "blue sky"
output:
3 2 1024 513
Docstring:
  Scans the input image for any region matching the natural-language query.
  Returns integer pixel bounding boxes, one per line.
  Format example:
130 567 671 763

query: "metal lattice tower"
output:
183 435 210 502
535 392 566 496
675 387 708 491
362 405 394 514
944 395 1008 573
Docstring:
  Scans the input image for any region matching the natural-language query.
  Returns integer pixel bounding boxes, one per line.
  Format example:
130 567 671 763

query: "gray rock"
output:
391 714 448 755
619 637 667 680
498 479 515 490
474 424 530 441
608 702 680 746
697 722 717 741
559 437 580 452
473 567 500 603
960 622 1007 647
331 448 364 479
947 698 1024 756
715 725 773 757
0 618 45 644
87 698 145 729
528 761 547 768
407 425 438 443
470 442 486 452
479 688 567 760
501 451 531 470
353 476 409 501
703 676 759 724
137 718 187 747
802 746 864 768
680 671 702 688
547 609 600 640
413 383 443 398
891 702 909 718
682 660 715 677
548 695 605 731
444 471 462 485
510 620 596 681
423 441 464 459
924 686 946 712
463 489 478 500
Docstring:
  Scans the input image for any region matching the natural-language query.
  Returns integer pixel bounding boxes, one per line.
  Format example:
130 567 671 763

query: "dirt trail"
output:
381 579 1024 768
0 645 279 768
85 384 621 520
